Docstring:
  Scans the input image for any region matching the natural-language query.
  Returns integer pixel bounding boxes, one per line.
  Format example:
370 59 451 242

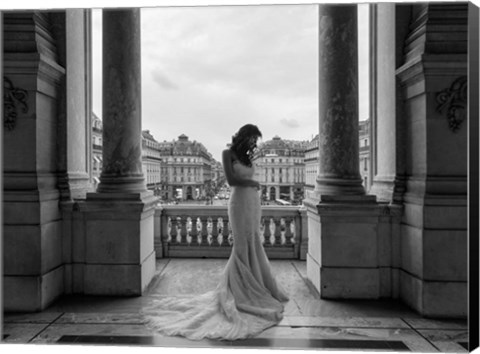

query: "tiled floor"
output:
2 259 469 352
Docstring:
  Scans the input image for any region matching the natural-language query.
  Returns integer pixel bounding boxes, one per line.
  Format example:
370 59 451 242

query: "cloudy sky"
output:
92 4 369 161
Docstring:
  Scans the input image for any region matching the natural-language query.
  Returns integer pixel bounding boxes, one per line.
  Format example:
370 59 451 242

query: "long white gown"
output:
142 161 289 340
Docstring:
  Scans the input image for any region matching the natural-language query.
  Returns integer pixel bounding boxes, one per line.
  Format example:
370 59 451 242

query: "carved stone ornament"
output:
4 77 29 131
436 76 468 132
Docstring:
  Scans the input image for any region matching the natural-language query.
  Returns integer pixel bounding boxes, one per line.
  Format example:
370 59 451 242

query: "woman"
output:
143 124 288 341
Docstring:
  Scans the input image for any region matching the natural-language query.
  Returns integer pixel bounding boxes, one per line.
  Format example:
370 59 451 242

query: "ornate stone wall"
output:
396 3 468 317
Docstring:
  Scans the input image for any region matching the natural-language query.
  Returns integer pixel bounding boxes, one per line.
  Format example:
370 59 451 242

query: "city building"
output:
159 134 215 201
142 130 163 194
91 113 103 188
304 134 319 195
359 118 371 191
254 136 307 204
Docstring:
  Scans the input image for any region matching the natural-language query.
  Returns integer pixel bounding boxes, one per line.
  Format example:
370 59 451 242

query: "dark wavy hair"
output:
230 124 262 167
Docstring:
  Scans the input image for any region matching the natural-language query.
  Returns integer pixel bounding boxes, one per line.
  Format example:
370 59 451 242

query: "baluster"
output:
166 217 172 243
259 217 265 245
280 218 287 245
175 217 182 244
186 217 192 245
217 217 224 246
269 218 276 245
207 217 213 245
289 219 296 244
263 217 271 244
196 217 203 245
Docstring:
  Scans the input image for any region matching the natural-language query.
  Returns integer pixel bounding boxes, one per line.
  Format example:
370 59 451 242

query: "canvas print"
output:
1 1 478 352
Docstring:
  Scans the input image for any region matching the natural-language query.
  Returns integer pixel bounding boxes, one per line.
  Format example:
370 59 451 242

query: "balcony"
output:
154 205 308 260
3 257 467 351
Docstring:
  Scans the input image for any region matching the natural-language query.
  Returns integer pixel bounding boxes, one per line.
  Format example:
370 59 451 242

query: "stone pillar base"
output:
400 270 467 318
304 194 390 299
369 176 406 204
3 190 65 312
78 192 157 295
3 267 64 312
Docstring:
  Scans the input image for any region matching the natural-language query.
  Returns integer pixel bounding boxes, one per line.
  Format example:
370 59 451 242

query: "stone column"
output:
81 9 156 296
316 5 365 196
305 5 387 299
97 9 145 194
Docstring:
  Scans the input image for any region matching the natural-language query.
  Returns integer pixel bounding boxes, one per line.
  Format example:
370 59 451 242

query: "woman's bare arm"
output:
222 149 259 188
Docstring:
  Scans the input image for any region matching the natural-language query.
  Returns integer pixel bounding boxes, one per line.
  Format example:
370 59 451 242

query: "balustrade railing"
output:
154 205 308 260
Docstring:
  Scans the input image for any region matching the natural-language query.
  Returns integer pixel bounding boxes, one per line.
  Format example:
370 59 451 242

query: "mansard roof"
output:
142 130 158 142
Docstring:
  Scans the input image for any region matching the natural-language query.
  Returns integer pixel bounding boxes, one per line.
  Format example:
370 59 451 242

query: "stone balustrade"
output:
154 205 308 260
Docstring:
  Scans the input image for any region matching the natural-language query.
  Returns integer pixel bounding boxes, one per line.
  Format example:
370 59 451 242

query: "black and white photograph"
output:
1 0 479 353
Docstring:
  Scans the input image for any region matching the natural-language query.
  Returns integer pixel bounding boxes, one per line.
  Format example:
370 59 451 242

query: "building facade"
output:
304 134 319 195
254 136 307 204
91 113 103 188
359 119 371 191
142 130 163 194
159 134 215 201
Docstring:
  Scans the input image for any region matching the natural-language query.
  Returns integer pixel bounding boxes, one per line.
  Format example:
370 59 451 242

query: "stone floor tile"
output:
292 260 307 278
30 323 152 344
280 316 410 329
258 326 438 352
403 318 468 330
282 300 303 316
47 295 152 314
150 259 226 295
418 328 469 351
272 260 317 301
2 323 50 343
56 312 145 324
295 298 421 318
3 312 63 323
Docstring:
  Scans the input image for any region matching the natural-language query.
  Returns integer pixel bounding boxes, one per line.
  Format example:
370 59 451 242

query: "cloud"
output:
151 69 179 90
95 5 326 161
280 118 300 129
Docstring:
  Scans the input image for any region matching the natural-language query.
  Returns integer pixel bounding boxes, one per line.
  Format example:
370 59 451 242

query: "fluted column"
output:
97 9 146 194
316 4 365 195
